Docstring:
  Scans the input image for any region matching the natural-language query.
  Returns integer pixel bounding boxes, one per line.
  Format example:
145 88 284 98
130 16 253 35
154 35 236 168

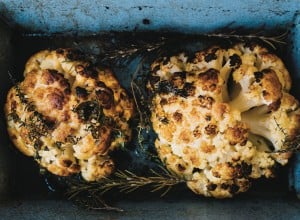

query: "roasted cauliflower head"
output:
5 48 134 181
148 43 300 198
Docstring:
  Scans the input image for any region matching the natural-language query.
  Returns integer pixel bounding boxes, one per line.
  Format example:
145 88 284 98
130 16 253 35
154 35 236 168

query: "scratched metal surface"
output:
1 196 300 220
0 1 300 219
0 0 299 34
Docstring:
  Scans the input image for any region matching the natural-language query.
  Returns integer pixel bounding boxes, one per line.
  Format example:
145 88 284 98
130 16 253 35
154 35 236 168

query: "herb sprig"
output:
204 31 288 49
66 167 184 211
7 81 51 157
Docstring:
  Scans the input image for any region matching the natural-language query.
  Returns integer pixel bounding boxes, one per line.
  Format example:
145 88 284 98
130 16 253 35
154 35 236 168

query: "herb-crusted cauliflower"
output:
5 49 134 181
148 43 300 198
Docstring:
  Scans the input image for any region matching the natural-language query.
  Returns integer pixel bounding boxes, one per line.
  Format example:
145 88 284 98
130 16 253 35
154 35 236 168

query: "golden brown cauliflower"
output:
5 48 134 181
148 43 300 198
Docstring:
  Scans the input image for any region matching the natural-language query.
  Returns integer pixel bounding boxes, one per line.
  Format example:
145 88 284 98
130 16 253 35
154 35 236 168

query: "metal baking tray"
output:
0 1 300 219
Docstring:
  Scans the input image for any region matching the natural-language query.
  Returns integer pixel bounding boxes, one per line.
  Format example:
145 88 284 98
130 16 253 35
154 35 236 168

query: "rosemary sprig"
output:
66 167 184 211
67 167 184 200
102 40 166 61
204 30 288 49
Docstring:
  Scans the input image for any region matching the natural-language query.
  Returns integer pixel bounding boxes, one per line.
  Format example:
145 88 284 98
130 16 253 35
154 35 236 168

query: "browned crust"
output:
5 48 134 181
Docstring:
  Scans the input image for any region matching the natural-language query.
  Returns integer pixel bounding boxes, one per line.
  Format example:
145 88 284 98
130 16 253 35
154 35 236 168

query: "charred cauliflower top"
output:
5 48 134 181
148 43 300 198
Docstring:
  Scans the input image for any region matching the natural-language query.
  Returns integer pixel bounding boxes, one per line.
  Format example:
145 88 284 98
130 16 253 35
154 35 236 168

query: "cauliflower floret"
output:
80 155 114 181
148 43 300 198
242 93 300 154
249 44 292 91
5 49 134 181
229 67 282 112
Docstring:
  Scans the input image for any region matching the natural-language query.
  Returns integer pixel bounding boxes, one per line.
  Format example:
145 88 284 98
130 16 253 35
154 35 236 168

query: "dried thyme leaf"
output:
65 135 82 145
272 117 300 153
273 135 300 153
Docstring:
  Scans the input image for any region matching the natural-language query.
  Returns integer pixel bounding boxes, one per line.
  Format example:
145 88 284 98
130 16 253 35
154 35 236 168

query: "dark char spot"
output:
142 18 150 25
229 54 242 69
75 86 88 99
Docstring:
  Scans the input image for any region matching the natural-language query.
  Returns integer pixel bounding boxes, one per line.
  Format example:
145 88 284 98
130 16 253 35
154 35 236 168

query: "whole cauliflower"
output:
5 48 134 181
148 43 300 198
